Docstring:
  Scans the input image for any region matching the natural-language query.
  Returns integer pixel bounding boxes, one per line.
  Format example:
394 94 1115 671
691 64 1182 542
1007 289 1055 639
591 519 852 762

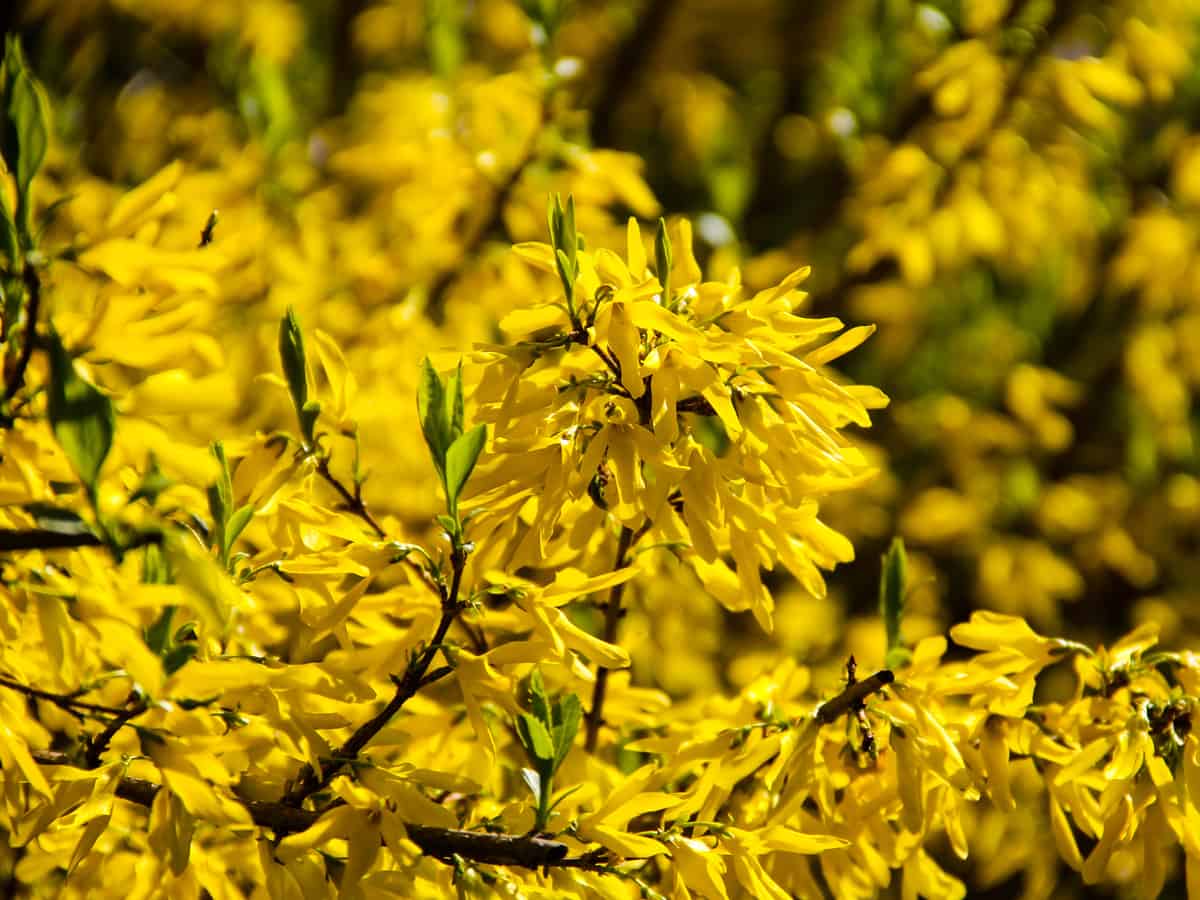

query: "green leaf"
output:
141 542 170 585
212 442 233 514
1 38 48 250
46 330 115 500
519 767 542 802
130 454 173 505
551 694 581 769
162 642 199 676
555 248 575 303
444 424 486 514
655 217 672 301
516 713 555 765
445 360 465 445
562 194 576 270
298 400 321 448
144 605 176 656
879 537 908 667
9 69 46 195
224 504 255 559
278 307 311 443
527 669 551 725
417 358 449 479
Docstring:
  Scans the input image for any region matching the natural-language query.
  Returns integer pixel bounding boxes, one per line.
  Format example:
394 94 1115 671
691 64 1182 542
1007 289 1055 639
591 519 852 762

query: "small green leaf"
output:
162 643 199 675
562 195 576 269
551 694 582 769
298 400 321 448
144 605 176 656
879 537 908 668
206 483 226 553
278 307 311 443
654 217 672 301
1 38 49 250
555 248 575 302
9 69 46 195
130 454 173 505
520 767 542 801
212 442 233 514
224 504 255 559
548 194 564 249
445 360 465 445
444 424 486 514
527 669 551 725
141 543 170 585
417 358 449 479
517 713 555 764
46 330 115 500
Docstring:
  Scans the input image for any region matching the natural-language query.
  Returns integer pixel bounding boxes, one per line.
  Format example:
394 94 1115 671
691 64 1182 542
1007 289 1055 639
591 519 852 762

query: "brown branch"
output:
315 456 385 539
3 263 41 404
813 666 894 725
0 529 103 551
585 525 636 752
85 695 148 768
0 675 130 717
31 750 603 871
283 554 468 806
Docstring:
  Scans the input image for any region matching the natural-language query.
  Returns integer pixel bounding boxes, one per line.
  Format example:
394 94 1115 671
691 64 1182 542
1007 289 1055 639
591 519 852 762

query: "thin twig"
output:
85 695 148 768
813 665 894 725
315 456 385 539
0 529 103 551
0 528 161 552
283 552 469 806
3 263 41 404
585 525 636 752
0 674 131 717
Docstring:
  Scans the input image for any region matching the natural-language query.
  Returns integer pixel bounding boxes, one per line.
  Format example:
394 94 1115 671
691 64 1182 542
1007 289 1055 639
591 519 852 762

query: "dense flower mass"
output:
1 1 1200 898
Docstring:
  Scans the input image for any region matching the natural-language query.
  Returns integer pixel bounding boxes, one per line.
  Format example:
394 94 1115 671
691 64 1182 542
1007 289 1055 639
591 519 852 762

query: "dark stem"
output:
31 751 608 870
0 674 132 717
85 695 148 768
282 550 469 805
0 529 103 551
3 263 41 404
315 456 385 539
813 668 894 725
584 525 636 752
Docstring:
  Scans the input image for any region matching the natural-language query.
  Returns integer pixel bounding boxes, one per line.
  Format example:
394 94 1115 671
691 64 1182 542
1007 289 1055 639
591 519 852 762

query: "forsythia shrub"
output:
0 2 1198 899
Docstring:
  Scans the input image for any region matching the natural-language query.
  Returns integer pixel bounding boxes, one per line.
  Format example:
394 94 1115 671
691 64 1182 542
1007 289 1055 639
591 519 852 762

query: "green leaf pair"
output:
515 669 582 833
278 307 320 447
417 358 486 521
206 442 255 569
547 194 579 321
0 35 49 260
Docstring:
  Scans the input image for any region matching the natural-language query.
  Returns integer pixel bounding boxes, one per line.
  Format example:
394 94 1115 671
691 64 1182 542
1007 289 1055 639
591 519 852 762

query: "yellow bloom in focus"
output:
468 216 886 630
